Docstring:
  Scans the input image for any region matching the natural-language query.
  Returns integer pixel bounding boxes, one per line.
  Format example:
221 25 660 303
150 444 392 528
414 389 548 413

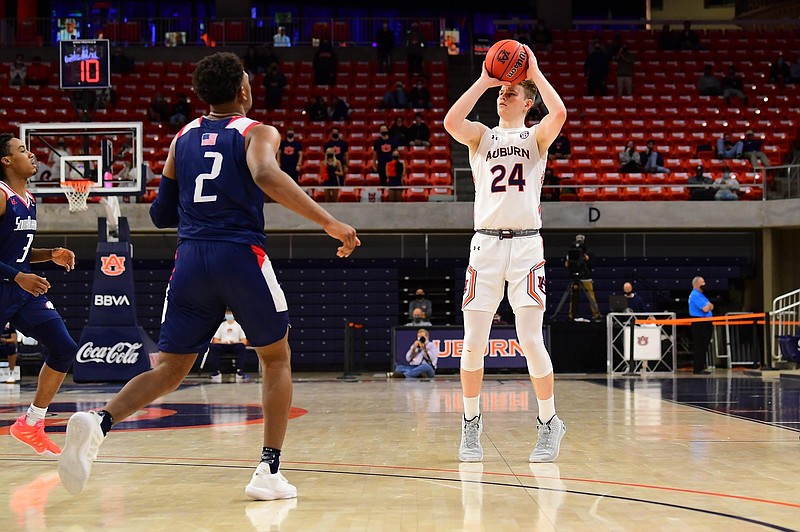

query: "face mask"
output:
392 155 399 160
225 313 233 321
624 291 632 296
331 133 339 140
287 134 294 140
381 132 388 137
416 294 424 300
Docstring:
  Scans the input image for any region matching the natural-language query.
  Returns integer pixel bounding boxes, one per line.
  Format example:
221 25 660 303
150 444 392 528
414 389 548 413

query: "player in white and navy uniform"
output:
0 134 78 455
444 45 568 463
59 52 360 500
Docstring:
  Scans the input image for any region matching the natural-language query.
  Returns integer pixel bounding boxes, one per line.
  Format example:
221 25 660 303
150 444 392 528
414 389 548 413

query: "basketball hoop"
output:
63 180 93 212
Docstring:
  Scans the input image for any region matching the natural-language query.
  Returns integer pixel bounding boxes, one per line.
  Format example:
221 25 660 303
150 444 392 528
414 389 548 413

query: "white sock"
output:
464 396 480 420
26 404 47 426
537 396 556 423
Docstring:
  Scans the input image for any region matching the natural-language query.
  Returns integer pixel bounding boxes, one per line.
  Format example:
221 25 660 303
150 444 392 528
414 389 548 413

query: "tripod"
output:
551 277 602 321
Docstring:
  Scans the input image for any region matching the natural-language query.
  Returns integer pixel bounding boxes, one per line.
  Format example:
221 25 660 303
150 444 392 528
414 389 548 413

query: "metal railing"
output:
1 17 444 48
770 288 800 364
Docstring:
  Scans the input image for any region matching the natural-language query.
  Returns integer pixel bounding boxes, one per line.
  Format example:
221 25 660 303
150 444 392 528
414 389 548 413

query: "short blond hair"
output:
519 79 539 102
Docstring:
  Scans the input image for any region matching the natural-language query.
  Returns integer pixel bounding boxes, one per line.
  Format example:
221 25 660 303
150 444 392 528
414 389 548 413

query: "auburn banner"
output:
393 326 546 370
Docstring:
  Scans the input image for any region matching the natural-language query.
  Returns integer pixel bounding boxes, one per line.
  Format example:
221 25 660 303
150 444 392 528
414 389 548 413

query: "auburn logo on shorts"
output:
100 254 126 276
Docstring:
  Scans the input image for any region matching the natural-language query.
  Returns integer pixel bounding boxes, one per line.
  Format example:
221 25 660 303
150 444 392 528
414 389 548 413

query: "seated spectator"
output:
273 26 291 47
622 282 646 313
382 81 409 109
388 328 438 379
148 91 170 123
531 20 552 51
206 309 250 383
303 96 328 122
688 165 715 200
540 168 561 202
408 78 432 109
790 56 800 84
278 128 303 183
263 61 287 110
406 113 431 147
388 116 409 146
722 65 747 106
657 24 678 51
716 133 743 159
384 149 405 202
110 48 135 74
169 93 191 129
321 149 344 203
769 54 791 85
549 132 571 161
741 130 771 169
678 20 701 50
641 139 670 174
26 56 50 86
619 140 642 173
408 287 432 320
713 165 741 201
406 309 432 327
697 65 721 96
327 95 349 121
313 39 338 86
9 54 26 86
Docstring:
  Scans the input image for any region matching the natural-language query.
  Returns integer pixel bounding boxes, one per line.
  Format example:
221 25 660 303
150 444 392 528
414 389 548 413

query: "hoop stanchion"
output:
63 179 93 212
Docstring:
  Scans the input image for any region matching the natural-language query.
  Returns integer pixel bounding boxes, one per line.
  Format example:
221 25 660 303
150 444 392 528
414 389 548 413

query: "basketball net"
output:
63 180 93 212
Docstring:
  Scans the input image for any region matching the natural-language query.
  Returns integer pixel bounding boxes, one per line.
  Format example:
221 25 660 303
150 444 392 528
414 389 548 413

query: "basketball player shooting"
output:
58 52 360 499
443 44 568 463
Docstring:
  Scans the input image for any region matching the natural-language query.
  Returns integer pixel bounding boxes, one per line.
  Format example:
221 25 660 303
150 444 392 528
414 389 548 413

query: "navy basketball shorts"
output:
158 240 290 354
0 283 63 336
0 344 16 357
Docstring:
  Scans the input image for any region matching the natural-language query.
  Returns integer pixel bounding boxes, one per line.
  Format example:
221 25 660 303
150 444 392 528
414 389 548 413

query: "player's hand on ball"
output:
480 61 507 87
523 45 539 77
51 247 76 272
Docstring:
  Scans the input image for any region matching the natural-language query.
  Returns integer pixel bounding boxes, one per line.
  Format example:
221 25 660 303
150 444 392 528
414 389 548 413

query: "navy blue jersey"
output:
0 181 37 282
173 116 266 247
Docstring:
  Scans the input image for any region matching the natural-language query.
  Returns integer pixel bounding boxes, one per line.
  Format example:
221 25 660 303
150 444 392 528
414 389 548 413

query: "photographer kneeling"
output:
389 328 439 379
564 234 602 322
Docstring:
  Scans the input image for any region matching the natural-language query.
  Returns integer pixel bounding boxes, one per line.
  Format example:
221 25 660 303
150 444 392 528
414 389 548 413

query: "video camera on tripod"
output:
566 235 587 279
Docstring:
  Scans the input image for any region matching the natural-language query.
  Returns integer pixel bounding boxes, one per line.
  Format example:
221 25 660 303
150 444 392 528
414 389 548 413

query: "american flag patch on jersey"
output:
201 133 218 146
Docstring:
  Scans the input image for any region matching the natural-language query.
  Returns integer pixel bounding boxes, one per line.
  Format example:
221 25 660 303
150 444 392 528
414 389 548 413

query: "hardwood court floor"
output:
2 372 799 531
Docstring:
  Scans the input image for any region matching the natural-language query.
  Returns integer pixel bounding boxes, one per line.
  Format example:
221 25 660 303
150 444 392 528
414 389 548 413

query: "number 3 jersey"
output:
0 181 37 282
469 125 547 230
173 116 266 247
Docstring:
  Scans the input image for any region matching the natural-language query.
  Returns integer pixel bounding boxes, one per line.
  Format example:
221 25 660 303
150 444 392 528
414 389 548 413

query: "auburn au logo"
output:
497 50 510 63
100 254 126 276
637 336 649 346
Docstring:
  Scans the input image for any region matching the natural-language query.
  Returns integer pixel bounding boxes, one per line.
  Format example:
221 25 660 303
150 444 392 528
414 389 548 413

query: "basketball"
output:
484 39 529 84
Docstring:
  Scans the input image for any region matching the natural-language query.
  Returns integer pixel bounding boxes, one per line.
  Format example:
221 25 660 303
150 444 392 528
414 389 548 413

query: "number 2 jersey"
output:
469 125 547 230
0 181 37 282
173 116 266 247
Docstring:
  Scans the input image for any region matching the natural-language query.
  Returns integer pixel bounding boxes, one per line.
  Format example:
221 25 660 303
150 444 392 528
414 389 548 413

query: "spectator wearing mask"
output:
408 288 432 320
206 310 250 383
303 96 328 122
327 95 349 122
321 149 344 203
382 81 409 109
408 78 432 109
323 127 349 174
688 165 715 201
384 149 405 202
278 129 303 183
716 133 743 160
9 54 26 86
641 139 670 174
389 328 438 379
619 140 642 173
622 282 645 313
741 130 771 170
688 277 713 374
406 113 431 147
405 308 432 327
372 124 400 188
388 116 409 146
273 26 291 47
713 165 741 201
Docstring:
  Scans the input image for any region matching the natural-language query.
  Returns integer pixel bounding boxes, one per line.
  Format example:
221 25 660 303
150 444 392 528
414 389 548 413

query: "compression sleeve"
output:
149 176 179 228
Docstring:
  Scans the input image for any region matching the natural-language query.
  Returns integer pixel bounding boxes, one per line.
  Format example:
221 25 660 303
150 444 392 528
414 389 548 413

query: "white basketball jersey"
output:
470 126 547 230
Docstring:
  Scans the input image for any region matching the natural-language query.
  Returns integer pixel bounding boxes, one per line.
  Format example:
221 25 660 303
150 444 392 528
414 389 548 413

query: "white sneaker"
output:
209 372 222 383
245 463 297 501
458 414 483 462
5 374 17 384
58 411 106 494
529 415 566 463
235 371 247 383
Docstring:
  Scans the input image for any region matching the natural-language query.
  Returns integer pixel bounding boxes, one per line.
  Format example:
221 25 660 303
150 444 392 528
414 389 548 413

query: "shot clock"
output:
59 39 111 89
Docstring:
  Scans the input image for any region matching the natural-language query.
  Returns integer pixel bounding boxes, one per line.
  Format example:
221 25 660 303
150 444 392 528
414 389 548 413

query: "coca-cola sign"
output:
76 342 142 365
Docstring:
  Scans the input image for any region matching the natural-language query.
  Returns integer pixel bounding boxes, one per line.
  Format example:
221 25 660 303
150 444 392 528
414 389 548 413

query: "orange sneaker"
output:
9 415 62 456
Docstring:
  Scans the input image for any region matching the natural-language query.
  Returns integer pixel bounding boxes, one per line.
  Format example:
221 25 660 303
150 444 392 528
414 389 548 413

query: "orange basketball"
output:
484 39 528 84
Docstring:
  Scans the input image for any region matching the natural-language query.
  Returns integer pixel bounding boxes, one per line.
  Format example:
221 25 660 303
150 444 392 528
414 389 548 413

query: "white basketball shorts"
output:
461 233 546 312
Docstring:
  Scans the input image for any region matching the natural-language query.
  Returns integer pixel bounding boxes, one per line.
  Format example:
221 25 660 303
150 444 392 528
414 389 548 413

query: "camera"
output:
566 236 587 279
418 336 426 343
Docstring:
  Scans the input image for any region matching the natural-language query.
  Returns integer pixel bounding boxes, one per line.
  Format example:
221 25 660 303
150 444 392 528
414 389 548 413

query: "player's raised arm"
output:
523 45 567 159
443 64 499 155
246 124 360 258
